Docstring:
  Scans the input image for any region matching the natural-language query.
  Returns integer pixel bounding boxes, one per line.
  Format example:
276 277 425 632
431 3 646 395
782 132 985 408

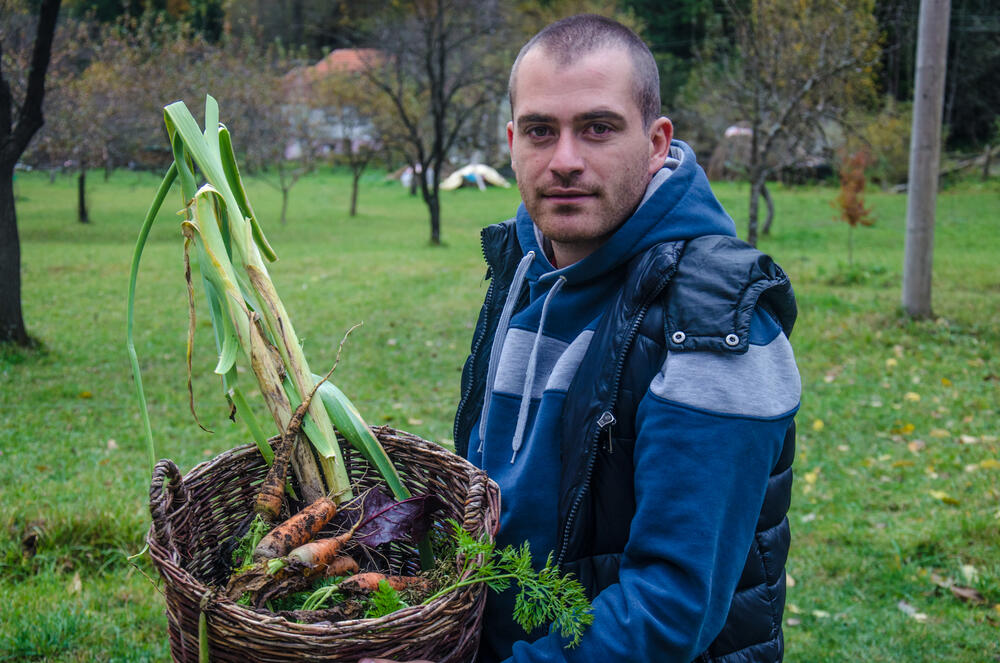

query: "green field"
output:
1 166 998 661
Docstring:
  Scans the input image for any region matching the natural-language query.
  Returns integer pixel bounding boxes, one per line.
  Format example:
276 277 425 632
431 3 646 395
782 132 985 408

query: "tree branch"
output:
5 0 61 162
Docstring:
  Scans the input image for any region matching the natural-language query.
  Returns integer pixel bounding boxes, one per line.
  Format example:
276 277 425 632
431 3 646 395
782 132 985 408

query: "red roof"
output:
311 48 381 76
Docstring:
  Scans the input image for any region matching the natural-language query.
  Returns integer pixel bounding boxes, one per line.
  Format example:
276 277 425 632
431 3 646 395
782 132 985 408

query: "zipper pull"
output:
597 411 616 454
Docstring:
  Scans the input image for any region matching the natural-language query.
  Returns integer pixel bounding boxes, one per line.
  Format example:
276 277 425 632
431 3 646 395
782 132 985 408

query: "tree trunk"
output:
77 164 89 224
848 223 855 268
0 0 61 346
902 0 950 319
350 170 360 217
427 192 441 245
747 175 762 247
0 167 30 345
761 182 775 236
280 187 289 225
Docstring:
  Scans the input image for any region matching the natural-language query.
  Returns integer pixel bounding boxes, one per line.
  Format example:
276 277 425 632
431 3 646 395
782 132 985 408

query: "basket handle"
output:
461 469 501 539
148 459 191 562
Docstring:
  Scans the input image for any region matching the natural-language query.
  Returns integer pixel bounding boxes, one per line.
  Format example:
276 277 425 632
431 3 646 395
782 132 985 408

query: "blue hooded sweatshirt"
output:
467 140 801 662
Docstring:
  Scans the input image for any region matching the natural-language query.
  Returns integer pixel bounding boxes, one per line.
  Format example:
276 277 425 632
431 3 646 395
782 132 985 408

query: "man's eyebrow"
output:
516 113 556 128
577 110 627 124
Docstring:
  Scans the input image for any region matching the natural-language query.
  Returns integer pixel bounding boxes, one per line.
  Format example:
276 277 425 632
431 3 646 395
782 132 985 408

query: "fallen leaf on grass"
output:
904 392 921 402
960 565 979 583
941 377 952 387
787 603 802 614
930 572 951 589
897 600 928 622
79 391 93 399
907 440 926 453
786 618 801 626
811 419 824 432
950 585 986 604
929 490 960 506
812 610 830 619
980 459 1000 470
67 572 82 594
959 435 979 445
106 438 118 450
929 428 950 438
786 573 796 587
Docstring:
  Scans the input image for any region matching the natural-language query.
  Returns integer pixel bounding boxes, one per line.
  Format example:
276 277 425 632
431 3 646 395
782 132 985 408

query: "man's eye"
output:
590 123 612 135
526 126 551 138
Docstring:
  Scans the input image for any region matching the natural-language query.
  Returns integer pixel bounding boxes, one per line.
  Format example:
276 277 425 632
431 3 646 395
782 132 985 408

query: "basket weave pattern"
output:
148 426 500 662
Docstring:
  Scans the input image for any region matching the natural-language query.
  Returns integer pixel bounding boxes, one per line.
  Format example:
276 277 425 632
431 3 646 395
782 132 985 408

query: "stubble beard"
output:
522 174 648 248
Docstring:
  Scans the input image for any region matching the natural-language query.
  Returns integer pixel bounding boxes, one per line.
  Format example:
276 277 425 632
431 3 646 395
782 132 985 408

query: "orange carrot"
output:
324 554 360 578
287 531 355 573
340 572 432 594
255 359 341 522
253 496 338 561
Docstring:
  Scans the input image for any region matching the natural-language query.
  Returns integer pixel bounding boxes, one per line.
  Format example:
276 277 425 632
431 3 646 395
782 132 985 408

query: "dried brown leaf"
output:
949 585 986 604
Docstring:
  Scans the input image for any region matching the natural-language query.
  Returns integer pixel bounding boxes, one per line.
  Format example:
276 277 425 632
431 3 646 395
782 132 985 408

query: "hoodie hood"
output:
514 139 736 286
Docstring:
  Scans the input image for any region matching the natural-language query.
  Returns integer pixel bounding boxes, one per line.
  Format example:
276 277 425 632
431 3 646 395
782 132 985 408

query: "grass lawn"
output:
1 164 998 661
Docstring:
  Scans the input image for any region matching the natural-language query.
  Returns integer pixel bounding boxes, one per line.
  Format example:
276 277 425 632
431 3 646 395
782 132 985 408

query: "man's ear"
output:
648 117 673 176
506 121 516 171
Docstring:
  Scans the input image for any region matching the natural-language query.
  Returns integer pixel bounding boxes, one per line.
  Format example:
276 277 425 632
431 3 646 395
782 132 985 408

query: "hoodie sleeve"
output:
502 307 800 663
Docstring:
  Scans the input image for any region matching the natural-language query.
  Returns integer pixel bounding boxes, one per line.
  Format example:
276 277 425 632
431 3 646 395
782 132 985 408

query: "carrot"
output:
340 572 432 594
325 554 360 578
254 359 342 522
253 496 338 561
286 531 355 574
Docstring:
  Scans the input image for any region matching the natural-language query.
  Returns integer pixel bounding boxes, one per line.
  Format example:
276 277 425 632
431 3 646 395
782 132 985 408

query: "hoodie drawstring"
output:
478 251 535 452
510 275 566 463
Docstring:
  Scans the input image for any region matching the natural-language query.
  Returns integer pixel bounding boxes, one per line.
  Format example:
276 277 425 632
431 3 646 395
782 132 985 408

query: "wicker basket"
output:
147 426 500 662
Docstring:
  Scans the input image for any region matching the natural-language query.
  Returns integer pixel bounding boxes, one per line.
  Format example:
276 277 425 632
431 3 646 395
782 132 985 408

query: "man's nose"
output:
548 133 584 179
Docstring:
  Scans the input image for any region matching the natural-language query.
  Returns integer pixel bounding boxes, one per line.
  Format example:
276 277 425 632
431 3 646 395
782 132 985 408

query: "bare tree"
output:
689 0 881 246
311 65 393 217
254 55 322 225
360 0 509 245
1 0 61 346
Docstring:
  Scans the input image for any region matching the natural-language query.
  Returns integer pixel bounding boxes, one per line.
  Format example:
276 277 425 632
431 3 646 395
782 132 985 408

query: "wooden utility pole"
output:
902 0 950 318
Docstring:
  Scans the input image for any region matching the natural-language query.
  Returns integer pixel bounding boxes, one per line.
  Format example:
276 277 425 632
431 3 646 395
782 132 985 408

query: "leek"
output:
127 96 407 508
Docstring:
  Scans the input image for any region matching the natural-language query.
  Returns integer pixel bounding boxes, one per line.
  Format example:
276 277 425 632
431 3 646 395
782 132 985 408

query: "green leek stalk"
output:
127 96 410 512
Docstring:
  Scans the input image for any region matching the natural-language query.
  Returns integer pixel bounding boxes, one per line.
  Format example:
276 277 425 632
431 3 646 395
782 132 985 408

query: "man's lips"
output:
540 188 597 203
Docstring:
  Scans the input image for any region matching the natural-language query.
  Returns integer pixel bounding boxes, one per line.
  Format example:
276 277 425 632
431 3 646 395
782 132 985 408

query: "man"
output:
367 13 800 663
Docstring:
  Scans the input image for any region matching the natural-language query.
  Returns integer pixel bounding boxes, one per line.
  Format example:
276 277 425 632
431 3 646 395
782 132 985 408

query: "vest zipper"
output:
598 411 616 453
555 274 674 568
452 234 498 446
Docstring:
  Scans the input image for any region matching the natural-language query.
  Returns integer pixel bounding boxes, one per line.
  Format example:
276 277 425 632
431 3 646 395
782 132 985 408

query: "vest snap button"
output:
725 333 740 347
671 331 686 344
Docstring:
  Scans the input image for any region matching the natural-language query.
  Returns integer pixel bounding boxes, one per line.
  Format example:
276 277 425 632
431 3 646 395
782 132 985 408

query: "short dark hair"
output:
508 14 661 129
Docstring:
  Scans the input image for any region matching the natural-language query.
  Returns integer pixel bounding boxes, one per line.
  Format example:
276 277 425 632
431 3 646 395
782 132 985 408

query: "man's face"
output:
507 46 671 266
